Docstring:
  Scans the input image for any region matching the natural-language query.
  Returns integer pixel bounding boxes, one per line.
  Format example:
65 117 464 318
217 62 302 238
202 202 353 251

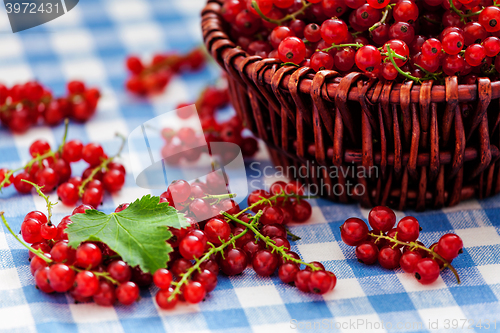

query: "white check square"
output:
0 305 35 329
69 303 119 323
297 241 345 262
0 268 22 290
235 285 283 308
418 306 468 331
107 0 151 21
455 226 500 247
478 264 500 285
52 31 95 55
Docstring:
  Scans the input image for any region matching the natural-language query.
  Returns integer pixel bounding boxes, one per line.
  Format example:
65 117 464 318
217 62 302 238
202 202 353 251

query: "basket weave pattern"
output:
202 0 500 211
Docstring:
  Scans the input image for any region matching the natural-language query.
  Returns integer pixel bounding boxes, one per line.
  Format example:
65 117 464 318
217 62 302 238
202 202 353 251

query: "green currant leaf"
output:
66 195 188 273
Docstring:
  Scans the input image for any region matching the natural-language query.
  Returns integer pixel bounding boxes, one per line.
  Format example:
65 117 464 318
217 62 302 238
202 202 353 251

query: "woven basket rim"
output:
202 0 500 104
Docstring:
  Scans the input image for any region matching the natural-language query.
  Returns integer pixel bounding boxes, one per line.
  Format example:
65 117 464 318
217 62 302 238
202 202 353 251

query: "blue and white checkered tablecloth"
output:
1 0 500 332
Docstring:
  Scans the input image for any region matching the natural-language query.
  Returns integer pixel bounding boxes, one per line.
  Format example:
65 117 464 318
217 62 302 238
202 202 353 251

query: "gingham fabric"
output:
1 0 500 332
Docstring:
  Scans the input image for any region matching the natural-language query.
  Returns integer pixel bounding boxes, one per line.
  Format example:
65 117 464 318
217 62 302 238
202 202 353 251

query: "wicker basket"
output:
201 0 500 211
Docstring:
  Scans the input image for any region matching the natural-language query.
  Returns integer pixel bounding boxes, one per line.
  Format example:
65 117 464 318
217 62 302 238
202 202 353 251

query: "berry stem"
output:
234 192 309 219
0 212 53 264
286 227 301 241
21 180 58 224
57 119 70 155
201 193 237 205
251 0 311 25
447 0 482 21
71 266 118 284
369 6 391 32
222 211 320 271
386 45 422 83
320 43 364 53
78 133 126 196
369 232 461 284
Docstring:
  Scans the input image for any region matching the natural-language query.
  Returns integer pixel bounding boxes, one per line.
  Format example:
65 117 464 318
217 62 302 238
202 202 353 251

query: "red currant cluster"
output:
162 84 259 162
340 206 463 284
223 0 500 83
0 80 100 133
21 205 151 305
0 129 126 208
8 176 333 308
152 179 333 310
125 48 206 95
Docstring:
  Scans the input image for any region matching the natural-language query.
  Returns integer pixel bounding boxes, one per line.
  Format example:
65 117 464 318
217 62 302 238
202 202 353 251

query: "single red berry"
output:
102 169 125 193
442 31 464 55
34 266 54 293
13 172 34 193
340 217 369 246
82 143 105 166
294 270 312 292
93 280 116 306
72 204 94 215
126 56 144 74
414 258 440 284
153 268 173 289
355 45 381 73
50 240 76 264
278 263 300 284
247 189 271 212
30 254 50 275
62 140 83 162
35 167 59 192
29 140 51 158
204 218 231 245
29 242 51 260
368 206 396 233
260 206 285 225
367 0 390 9
107 260 132 283
116 281 140 305
48 263 75 292
67 80 86 94
73 271 100 297
40 223 58 240
305 261 325 271
57 182 79 206
252 249 279 276
220 248 248 276
75 242 102 269
378 246 402 269
308 270 333 294
167 180 191 203
170 258 193 277
291 200 312 222
192 268 218 292
278 37 306 64
179 234 207 259
21 218 43 244
56 216 73 241
436 233 463 261
321 18 348 44
479 6 500 32
400 251 422 274
156 287 178 310
356 241 379 265
396 216 420 242
464 44 486 67
393 0 419 23
183 281 206 304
